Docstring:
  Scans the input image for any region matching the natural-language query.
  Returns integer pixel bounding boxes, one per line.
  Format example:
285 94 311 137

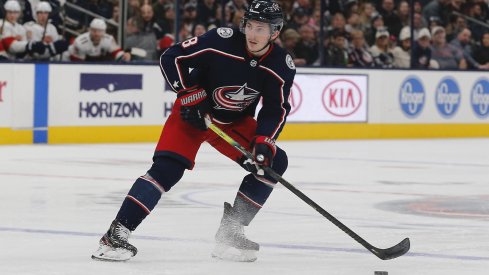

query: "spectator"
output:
391 26 411 68
181 1 198 39
430 26 467 69
378 0 402 37
191 23 206 37
445 14 466 42
286 7 310 31
281 28 306 66
365 12 383 46
197 0 219 28
126 4 160 61
397 0 410 27
68 18 130 62
422 0 450 26
450 28 489 69
152 0 169 22
358 1 376 30
24 2 68 60
226 0 248 23
412 28 432 68
413 12 427 37
348 29 375 67
294 24 319 65
326 12 346 39
473 32 489 68
324 29 348 67
292 0 313 16
127 0 141 19
345 12 362 34
369 28 394 68
466 2 486 42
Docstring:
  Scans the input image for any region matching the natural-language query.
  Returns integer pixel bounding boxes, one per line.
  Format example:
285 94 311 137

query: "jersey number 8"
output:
182 37 198 48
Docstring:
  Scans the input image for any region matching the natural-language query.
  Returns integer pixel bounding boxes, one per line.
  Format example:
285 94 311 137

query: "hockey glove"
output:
47 40 69 56
241 136 276 176
26 41 46 55
177 85 210 131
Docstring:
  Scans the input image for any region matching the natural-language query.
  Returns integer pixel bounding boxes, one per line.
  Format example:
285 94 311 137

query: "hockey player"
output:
68 18 131 62
92 0 295 262
23 1 67 60
0 0 46 59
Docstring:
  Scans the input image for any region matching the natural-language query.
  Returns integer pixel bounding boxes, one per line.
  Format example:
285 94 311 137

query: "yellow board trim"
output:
43 123 489 144
49 125 163 144
0 128 32 144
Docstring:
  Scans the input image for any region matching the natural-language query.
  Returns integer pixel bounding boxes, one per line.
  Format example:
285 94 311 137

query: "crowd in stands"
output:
1 0 489 69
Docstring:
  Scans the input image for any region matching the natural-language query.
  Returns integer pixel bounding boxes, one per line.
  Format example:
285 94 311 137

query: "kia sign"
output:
283 74 367 122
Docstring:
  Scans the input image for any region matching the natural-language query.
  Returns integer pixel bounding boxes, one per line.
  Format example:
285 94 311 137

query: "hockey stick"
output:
204 117 410 260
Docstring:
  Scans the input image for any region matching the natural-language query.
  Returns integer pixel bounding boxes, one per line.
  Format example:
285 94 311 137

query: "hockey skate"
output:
212 202 260 262
91 220 138 262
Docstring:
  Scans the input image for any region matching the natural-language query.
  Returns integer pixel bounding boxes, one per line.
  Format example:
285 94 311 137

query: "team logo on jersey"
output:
286 54 295 70
212 83 260 111
217 27 233 38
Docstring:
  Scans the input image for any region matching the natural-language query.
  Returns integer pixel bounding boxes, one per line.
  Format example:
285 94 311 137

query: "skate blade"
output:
91 245 134 262
211 243 257 262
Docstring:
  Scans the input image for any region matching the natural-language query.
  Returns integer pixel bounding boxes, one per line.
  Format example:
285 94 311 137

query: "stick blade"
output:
373 238 410 260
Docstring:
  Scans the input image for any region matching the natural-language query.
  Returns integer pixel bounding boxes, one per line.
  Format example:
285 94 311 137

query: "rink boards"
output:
1 63 488 144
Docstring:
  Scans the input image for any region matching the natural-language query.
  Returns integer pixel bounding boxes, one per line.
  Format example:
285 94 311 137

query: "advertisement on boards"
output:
267 74 368 122
48 65 176 126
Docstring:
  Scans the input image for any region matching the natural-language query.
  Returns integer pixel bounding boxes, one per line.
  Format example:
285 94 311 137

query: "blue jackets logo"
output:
399 76 425 118
471 78 489 118
79 73 143 118
435 77 460 118
80 73 142 92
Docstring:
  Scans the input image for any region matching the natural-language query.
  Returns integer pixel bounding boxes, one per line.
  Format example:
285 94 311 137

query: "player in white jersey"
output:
69 18 131 62
22 1 67 60
1 0 46 59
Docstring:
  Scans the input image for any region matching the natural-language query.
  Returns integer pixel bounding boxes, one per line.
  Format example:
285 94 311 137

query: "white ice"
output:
1 139 488 274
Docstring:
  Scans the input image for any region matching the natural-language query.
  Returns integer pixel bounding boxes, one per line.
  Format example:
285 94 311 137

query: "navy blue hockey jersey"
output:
159 27 296 140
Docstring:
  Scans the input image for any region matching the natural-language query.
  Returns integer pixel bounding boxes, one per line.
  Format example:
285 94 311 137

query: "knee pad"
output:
147 156 186 192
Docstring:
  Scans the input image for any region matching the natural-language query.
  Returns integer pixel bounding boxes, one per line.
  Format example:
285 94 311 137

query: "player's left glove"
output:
177 85 210 131
241 136 276 175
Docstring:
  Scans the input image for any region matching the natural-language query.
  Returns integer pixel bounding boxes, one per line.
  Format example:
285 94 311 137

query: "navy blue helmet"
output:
240 0 284 34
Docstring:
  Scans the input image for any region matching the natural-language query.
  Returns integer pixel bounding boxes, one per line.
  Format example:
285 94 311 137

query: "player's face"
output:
244 20 274 54
36 12 49 25
6 11 20 23
90 29 105 44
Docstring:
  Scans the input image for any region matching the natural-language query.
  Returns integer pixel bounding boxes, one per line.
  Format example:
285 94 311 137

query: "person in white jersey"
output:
23 1 67 60
68 18 131 62
0 0 46 59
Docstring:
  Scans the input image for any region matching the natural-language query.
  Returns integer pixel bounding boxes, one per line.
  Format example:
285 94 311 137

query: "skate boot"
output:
91 220 138 261
212 202 260 262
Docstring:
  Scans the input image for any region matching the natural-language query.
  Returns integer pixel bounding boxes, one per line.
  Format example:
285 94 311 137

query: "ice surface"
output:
1 139 488 274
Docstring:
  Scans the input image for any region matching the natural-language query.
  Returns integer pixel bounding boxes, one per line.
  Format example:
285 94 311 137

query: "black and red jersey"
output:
159 27 296 140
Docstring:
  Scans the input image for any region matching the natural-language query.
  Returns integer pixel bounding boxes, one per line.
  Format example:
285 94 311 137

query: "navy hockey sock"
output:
116 157 186 231
237 148 288 209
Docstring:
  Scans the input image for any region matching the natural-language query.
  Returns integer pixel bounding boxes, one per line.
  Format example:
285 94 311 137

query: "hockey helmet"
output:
240 0 284 34
4 0 21 12
90 18 107 31
36 2 52 13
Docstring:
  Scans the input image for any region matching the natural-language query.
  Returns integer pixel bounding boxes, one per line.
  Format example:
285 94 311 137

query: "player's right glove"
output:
25 41 46 55
241 136 276 176
177 85 210 131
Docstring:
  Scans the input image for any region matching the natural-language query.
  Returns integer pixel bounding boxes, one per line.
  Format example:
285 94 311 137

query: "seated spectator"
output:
369 28 394 68
412 28 433 68
294 24 319 65
473 32 489 68
364 12 384 46
445 14 466 42
430 26 466 69
450 28 489 69
152 0 168 22
379 0 402 38
324 29 348 67
197 0 219 28
191 23 207 37
326 12 346 38
358 1 376 30
391 26 411 68
182 1 198 39
286 7 311 31
137 4 165 39
23 2 68 60
348 29 375 67
292 0 314 16
397 0 410 27
281 28 306 66
422 0 449 26
68 18 131 62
